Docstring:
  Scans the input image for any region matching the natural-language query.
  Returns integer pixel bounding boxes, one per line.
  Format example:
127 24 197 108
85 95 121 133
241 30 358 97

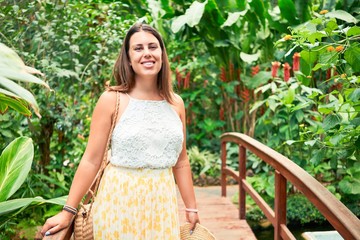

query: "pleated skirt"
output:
93 164 180 239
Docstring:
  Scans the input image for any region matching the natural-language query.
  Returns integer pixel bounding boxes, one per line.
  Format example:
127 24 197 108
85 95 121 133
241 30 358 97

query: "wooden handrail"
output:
221 132 360 240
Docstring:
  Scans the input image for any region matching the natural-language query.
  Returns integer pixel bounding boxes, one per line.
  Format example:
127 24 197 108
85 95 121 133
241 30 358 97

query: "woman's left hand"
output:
186 211 200 233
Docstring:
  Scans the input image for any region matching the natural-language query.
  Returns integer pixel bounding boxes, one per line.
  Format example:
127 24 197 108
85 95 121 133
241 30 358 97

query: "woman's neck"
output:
131 81 162 100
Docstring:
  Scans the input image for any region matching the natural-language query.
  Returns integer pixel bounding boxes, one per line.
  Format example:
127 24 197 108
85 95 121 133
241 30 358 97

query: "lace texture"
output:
110 97 184 169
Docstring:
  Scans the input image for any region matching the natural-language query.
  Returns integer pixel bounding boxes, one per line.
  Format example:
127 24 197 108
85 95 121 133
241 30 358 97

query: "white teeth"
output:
143 62 154 67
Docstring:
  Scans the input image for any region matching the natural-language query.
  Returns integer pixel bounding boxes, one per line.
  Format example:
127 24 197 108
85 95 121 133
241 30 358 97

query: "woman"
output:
41 22 199 239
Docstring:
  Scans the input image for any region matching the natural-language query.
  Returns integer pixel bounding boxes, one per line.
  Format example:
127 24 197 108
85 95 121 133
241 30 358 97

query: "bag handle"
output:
82 90 120 210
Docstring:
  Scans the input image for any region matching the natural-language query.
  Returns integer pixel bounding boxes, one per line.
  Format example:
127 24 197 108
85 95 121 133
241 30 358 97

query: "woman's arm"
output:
41 91 117 236
172 94 199 230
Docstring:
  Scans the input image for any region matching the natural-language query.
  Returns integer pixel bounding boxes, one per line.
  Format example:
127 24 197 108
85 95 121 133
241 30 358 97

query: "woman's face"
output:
128 31 163 79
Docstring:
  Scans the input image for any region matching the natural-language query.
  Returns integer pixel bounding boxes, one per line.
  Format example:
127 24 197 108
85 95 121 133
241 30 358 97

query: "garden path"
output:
177 185 257 240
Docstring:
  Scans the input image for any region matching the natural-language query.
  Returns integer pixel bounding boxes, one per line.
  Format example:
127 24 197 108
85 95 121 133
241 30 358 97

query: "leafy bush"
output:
252 7 360 205
0 0 136 237
287 194 325 225
187 146 220 180
232 192 326 226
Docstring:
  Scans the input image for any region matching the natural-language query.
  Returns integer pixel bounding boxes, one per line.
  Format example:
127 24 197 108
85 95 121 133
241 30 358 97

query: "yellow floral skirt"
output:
93 164 180 239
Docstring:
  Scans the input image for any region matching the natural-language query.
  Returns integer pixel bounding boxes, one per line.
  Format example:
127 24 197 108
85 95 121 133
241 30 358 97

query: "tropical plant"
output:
0 0 137 174
0 43 49 150
187 145 220 179
252 7 360 203
0 43 49 118
0 137 66 219
0 43 63 238
0 1 137 237
0 137 33 202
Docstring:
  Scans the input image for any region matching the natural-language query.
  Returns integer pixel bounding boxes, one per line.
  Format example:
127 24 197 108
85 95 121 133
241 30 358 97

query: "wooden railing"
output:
220 132 360 240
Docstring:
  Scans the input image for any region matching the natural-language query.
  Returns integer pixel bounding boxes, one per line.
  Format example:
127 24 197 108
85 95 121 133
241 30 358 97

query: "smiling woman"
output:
129 31 163 80
112 23 174 103
40 22 200 240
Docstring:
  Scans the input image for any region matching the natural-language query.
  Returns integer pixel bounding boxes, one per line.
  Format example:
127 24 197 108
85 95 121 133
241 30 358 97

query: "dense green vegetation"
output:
0 0 359 238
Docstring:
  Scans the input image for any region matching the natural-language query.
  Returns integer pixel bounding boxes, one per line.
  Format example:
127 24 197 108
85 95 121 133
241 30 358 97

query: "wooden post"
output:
239 145 246 219
274 170 287 240
221 141 227 197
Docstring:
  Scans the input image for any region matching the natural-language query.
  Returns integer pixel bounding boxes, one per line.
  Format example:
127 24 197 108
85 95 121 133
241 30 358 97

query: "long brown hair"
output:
110 23 174 102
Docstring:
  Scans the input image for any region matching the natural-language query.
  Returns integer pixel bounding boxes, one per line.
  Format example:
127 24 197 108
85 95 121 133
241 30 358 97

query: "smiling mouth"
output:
142 61 155 67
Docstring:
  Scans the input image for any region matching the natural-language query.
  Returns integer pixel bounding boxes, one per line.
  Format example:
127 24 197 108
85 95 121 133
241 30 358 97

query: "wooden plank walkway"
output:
177 185 257 240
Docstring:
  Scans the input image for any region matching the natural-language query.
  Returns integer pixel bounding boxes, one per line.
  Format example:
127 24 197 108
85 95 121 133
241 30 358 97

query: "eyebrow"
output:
132 42 159 47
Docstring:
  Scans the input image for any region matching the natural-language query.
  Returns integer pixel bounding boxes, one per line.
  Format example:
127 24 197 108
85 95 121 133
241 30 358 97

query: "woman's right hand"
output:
40 210 74 237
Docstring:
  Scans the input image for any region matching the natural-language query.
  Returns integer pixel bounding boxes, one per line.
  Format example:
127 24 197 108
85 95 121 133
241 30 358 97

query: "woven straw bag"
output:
180 223 216 240
73 203 93 240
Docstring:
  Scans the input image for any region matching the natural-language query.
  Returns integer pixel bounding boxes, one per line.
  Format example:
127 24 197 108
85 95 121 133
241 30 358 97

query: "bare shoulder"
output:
95 90 118 114
172 93 185 108
171 93 186 119
99 90 117 103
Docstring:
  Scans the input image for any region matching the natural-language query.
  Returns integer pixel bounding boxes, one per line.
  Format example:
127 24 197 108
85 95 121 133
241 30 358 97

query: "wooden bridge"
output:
178 185 257 239
180 133 360 240
42 133 360 240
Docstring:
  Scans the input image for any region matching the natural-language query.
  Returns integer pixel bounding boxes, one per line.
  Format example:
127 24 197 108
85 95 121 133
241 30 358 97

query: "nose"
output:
143 47 151 57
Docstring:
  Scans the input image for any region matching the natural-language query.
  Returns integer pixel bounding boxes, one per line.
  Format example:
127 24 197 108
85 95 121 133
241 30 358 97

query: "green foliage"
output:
171 0 208 32
0 196 66 217
164 28 224 148
187 146 220 178
234 193 326 225
0 43 49 118
247 174 275 199
0 137 33 202
287 194 325 225
0 0 136 236
338 162 360 195
1 0 136 174
1 0 359 236
0 113 25 151
253 5 360 206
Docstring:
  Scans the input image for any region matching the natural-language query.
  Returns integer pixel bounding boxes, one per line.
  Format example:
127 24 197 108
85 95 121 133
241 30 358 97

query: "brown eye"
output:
149 44 158 50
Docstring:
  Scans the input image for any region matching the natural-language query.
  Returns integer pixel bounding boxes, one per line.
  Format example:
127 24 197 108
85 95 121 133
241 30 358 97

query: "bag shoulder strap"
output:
83 90 120 205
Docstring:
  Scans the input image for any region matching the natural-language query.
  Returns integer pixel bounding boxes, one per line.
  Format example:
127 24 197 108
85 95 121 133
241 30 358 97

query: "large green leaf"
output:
0 76 38 112
221 9 248 28
0 68 49 88
348 88 360 102
0 44 45 81
244 71 272 89
295 0 311 22
308 32 327 44
240 51 261 64
319 51 338 69
300 50 318 66
171 0 208 33
0 196 67 216
160 0 175 17
0 43 25 72
344 44 360 72
339 177 360 194
325 10 358 24
0 43 48 117
185 1 207 27
283 88 295 105
0 94 31 116
322 114 342 131
0 137 34 202
249 0 266 26
346 26 360 37
278 0 300 25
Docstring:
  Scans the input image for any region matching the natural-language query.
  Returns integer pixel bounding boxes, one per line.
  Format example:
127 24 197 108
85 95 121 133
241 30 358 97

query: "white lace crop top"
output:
110 95 184 169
